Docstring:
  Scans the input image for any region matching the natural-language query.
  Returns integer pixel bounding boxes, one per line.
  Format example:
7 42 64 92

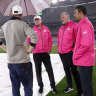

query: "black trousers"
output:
33 52 55 88
79 66 93 96
59 51 82 93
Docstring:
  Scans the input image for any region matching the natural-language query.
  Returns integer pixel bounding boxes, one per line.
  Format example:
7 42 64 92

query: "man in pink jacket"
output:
73 5 95 96
57 12 82 96
27 15 57 95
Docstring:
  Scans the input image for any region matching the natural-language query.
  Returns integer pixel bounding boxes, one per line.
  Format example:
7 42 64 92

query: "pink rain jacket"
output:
27 24 52 53
73 17 95 66
57 20 77 54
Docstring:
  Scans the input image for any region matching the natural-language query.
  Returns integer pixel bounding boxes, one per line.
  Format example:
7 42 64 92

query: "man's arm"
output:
74 24 92 59
24 24 38 53
24 24 38 45
0 28 7 52
47 28 52 53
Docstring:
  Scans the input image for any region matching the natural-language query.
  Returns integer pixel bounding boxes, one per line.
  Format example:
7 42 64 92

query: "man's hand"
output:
23 46 34 53
48 50 51 53
0 44 7 52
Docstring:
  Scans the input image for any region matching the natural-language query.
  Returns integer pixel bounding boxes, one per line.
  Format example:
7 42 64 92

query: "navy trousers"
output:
79 66 93 96
8 62 33 96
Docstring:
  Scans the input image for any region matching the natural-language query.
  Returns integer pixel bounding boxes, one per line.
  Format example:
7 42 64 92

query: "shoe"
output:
51 87 57 94
38 87 43 94
76 92 84 96
63 87 74 93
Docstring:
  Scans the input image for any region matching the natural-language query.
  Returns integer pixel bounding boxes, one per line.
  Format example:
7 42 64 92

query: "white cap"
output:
34 15 41 20
12 5 23 14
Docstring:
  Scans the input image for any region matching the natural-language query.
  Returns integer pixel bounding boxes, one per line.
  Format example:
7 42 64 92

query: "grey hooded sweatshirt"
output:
0 17 38 63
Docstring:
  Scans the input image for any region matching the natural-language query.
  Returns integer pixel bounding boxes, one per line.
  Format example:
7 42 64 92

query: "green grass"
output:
51 44 58 54
0 48 6 53
46 65 96 96
47 77 77 96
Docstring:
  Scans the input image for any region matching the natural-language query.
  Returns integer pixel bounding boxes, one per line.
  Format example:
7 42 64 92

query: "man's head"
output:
74 5 86 21
12 5 23 18
60 12 70 25
33 15 42 26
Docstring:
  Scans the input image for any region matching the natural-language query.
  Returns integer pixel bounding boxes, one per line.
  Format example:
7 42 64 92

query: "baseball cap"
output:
12 5 23 14
34 15 41 20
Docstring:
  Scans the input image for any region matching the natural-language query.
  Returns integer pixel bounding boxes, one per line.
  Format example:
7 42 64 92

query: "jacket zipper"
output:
61 26 66 52
40 29 43 50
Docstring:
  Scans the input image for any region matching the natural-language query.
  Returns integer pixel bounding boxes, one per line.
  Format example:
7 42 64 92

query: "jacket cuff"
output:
30 43 36 47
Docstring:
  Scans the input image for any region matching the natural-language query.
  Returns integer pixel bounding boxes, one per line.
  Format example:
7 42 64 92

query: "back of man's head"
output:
12 5 23 17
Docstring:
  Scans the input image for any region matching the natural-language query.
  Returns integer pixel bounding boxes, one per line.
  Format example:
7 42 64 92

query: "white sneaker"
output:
64 87 74 93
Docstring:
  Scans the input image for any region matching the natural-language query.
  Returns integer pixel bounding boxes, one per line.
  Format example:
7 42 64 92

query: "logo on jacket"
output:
83 31 87 35
67 27 70 31
44 29 46 32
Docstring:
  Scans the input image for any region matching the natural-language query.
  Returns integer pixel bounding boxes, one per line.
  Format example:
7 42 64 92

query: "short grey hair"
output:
61 12 70 17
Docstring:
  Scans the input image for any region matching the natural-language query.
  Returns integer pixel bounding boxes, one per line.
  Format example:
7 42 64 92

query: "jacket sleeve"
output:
57 28 60 47
74 24 92 59
47 28 52 52
73 23 78 44
24 23 38 47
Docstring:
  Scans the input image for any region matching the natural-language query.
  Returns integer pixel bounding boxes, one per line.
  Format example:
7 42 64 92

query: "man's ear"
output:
40 19 42 23
79 11 83 15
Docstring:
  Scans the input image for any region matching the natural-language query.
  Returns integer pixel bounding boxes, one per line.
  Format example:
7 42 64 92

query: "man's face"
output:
34 18 42 26
74 9 81 21
60 14 69 24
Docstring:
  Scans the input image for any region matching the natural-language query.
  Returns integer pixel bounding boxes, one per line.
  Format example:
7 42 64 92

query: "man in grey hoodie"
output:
0 5 38 96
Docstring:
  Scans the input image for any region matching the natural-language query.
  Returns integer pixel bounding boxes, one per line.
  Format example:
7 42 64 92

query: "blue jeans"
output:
8 62 33 96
